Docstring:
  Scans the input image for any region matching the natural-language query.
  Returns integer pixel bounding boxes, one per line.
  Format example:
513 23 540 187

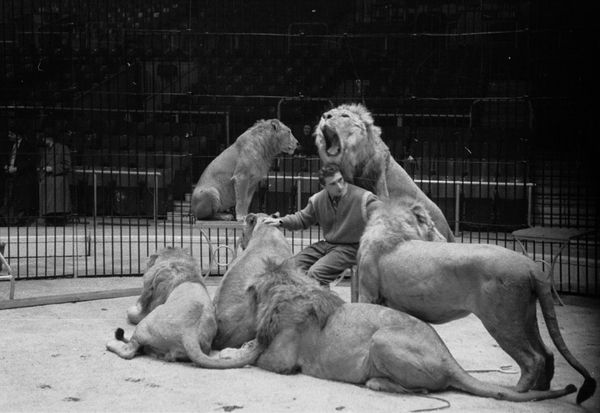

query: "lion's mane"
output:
360 199 445 254
319 103 390 193
252 259 345 347
137 247 204 316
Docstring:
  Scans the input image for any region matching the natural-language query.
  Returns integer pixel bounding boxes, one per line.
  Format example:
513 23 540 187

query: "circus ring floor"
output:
0 277 598 413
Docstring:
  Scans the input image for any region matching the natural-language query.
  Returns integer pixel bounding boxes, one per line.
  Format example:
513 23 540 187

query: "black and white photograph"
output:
0 1 597 412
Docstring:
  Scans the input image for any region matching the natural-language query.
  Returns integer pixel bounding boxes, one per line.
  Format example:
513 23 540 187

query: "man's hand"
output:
262 217 281 227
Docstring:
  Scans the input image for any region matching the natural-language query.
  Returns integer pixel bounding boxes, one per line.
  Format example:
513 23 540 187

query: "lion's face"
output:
406 204 447 242
361 201 446 255
240 212 280 250
273 120 298 155
315 104 374 163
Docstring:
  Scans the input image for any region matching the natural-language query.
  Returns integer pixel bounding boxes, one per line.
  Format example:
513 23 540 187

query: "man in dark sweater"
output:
264 163 379 286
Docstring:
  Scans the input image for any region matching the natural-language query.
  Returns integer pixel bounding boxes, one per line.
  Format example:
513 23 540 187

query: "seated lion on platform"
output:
357 199 595 403
315 103 454 241
191 119 297 221
197 259 576 403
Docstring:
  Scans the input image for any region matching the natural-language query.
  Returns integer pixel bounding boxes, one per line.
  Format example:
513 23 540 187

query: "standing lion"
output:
191 119 297 221
357 199 596 404
315 103 454 241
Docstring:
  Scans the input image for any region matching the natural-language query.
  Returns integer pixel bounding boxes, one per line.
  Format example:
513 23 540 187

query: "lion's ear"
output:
245 213 257 226
411 203 431 225
146 253 159 268
270 119 280 132
271 211 280 218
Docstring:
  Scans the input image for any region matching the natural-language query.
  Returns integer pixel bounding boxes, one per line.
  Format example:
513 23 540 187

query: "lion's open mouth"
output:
321 125 341 157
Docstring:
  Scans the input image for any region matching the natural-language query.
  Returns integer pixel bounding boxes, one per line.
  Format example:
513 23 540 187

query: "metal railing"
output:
0 152 596 296
0 1 596 296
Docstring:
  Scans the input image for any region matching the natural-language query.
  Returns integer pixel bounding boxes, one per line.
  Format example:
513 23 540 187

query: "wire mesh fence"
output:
0 1 597 296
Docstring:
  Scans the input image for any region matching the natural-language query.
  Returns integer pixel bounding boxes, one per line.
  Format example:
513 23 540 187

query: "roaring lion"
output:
191 119 298 221
357 199 596 404
315 103 454 241
196 259 577 403
126 247 204 325
211 212 292 350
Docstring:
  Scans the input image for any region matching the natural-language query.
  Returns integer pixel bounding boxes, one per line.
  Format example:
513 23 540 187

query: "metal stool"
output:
512 227 592 306
196 220 245 277
330 265 359 303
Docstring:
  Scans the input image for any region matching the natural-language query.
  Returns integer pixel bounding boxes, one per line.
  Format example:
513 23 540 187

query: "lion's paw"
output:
365 378 386 391
218 340 258 359
315 135 324 148
366 378 419 394
213 212 235 221
218 347 241 360
241 339 258 350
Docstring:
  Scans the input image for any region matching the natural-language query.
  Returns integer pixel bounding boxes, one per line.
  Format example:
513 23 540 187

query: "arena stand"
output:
0 1 596 298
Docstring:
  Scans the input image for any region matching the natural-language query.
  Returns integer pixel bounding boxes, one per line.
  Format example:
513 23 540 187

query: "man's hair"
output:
318 163 342 185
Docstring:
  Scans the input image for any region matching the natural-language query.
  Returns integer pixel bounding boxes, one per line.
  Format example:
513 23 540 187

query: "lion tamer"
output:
315 103 454 241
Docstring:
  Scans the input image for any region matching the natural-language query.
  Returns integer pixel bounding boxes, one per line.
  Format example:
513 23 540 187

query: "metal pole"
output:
350 266 359 303
93 172 97 221
454 183 461 237
527 184 533 227
277 97 286 120
225 112 230 146
73 229 78 279
297 178 301 211
153 172 158 225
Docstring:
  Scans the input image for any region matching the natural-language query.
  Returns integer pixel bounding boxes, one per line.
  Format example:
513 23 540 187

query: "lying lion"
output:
195 259 577 403
211 212 292 349
106 281 218 363
106 248 236 366
315 103 454 241
191 119 298 221
126 247 204 325
357 199 596 404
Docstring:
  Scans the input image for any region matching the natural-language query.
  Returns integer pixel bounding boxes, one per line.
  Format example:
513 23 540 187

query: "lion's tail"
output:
532 269 596 404
114 327 129 342
106 328 140 360
450 368 576 402
182 335 262 369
